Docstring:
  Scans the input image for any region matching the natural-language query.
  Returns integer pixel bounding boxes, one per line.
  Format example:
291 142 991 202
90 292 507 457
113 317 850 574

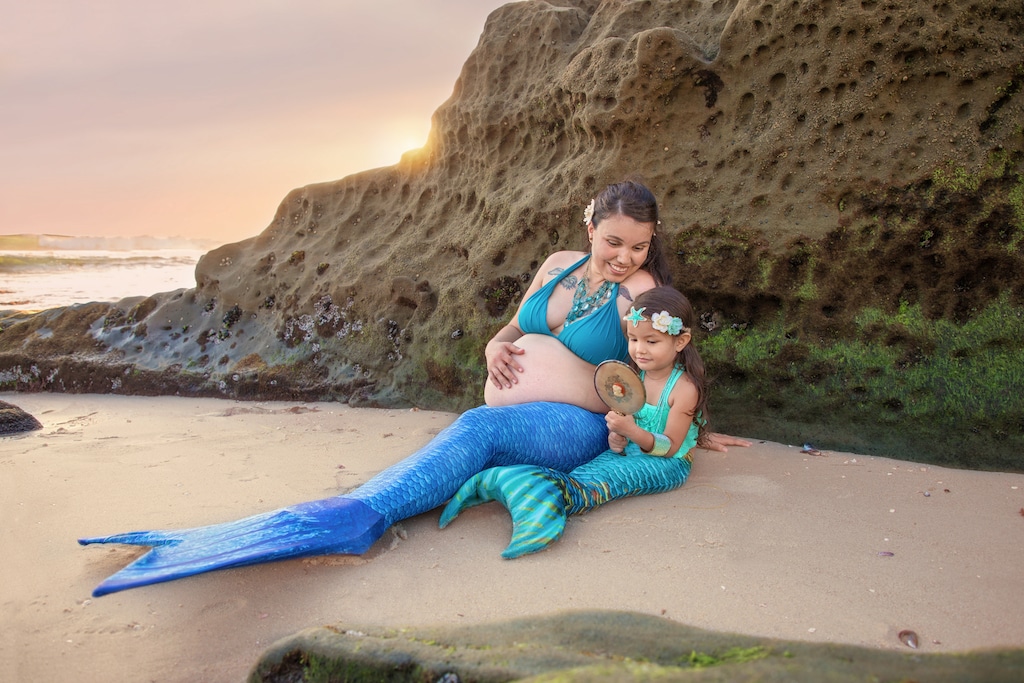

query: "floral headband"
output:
624 306 689 335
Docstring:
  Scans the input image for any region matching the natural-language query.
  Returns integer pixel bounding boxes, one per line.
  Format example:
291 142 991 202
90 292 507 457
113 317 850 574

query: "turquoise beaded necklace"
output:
565 263 613 325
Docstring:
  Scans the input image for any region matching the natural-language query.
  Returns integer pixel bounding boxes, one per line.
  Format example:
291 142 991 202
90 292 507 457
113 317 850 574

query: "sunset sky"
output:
1 1 507 246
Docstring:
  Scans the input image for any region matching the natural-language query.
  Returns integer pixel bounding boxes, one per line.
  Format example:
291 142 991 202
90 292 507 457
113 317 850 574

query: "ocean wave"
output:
0 251 204 273
0 233 220 252
0 248 203 312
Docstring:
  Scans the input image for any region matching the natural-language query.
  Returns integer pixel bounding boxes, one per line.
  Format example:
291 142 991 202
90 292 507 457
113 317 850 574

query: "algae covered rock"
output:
249 610 1024 683
2 0 1023 469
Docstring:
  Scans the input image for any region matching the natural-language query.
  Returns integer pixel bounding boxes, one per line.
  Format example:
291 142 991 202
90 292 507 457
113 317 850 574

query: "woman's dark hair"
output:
591 179 672 286
630 286 710 446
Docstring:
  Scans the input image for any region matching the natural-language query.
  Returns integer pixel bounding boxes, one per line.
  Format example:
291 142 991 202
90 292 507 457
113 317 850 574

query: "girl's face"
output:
587 214 653 282
627 320 690 373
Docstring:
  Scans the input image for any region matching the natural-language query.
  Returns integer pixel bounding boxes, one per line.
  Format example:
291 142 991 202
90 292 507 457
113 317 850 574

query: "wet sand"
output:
3 393 1023 682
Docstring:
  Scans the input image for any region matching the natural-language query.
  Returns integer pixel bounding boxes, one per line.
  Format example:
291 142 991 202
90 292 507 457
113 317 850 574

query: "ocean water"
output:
0 235 214 313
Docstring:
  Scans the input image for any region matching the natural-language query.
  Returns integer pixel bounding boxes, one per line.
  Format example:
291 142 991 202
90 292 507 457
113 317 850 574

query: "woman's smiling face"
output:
588 213 654 282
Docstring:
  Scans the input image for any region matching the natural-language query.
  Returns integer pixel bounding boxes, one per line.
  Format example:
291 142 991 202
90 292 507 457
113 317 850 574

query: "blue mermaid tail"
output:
79 498 387 596
439 450 692 558
79 403 607 596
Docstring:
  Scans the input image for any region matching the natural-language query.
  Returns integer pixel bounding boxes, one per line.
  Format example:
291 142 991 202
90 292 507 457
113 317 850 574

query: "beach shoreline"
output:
3 392 1023 683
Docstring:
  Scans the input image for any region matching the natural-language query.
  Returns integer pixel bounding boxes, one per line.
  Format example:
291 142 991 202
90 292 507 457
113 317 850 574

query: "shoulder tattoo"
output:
618 286 635 302
549 267 580 291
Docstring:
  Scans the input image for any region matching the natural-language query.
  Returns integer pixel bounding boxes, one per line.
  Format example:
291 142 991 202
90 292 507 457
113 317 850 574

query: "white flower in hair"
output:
650 310 684 335
582 199 595 225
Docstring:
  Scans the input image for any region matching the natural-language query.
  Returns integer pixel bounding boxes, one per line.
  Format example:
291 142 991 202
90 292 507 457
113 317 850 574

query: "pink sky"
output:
1 1 507 246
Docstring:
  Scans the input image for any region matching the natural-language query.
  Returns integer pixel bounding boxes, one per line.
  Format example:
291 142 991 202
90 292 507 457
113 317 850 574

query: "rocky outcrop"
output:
2 0 1022 469
0 400 42 435
250 610 1024 683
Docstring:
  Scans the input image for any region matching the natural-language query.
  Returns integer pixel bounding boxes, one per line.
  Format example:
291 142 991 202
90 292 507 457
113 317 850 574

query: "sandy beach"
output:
2 392 1023 682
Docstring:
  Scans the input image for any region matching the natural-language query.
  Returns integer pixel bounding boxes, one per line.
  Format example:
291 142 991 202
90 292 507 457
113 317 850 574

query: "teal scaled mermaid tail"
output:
79 403 607 596
438 465 574 557
439 450 692 558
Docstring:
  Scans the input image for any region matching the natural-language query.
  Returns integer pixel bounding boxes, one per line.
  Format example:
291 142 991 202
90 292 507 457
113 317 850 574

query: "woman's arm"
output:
661 382 752 453
484 251 570 390
701 433 753 452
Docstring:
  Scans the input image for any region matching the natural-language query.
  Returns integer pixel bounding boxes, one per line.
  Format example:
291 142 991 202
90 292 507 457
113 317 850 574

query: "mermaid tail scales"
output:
442 451 692 558
439 466 572 558
81 403 608 596
79 497 387 596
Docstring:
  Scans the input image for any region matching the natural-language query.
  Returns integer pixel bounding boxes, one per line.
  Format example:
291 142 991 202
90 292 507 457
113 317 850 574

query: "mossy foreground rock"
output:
2 0 1023 469
250 610 1024 683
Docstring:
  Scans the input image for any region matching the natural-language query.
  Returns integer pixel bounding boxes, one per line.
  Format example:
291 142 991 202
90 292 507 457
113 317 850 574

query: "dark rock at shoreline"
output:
249 610 1024 683
0 400 42 435
2 0 1023 470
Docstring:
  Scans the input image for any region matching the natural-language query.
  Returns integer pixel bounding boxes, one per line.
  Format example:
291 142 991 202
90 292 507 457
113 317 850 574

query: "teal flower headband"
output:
624 307 688 335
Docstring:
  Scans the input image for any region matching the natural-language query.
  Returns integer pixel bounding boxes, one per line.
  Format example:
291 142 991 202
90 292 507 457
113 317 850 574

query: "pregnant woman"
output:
80 179 747 596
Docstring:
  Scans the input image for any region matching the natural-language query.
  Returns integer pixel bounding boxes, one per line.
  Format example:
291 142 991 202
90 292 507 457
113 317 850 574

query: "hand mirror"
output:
593 360 646 415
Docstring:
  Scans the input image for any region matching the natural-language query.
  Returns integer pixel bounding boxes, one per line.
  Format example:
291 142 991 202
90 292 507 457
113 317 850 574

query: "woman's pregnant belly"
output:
483 334 607 413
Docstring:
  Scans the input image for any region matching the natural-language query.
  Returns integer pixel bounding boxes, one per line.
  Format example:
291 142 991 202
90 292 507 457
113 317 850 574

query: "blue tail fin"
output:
79 497 386 597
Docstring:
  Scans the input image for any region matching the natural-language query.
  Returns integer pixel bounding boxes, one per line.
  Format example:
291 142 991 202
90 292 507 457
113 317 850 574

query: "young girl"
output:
439 286 709 558
607 285 708 459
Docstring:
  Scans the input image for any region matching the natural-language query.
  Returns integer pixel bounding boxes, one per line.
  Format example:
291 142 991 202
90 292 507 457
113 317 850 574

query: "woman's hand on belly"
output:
483 334 606 413
485 339 526 389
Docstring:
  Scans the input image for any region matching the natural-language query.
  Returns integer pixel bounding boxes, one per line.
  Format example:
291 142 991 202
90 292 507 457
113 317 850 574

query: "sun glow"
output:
373 118 432 166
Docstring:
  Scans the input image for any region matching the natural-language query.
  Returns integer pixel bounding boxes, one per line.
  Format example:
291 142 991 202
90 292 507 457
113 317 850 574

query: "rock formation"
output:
0 400 42 435
250 610 1024 683
2 0 1022 469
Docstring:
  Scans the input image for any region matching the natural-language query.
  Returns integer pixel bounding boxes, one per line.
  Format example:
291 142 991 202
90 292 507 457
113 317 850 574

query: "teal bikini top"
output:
624 365 701 460
517 255 629 365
